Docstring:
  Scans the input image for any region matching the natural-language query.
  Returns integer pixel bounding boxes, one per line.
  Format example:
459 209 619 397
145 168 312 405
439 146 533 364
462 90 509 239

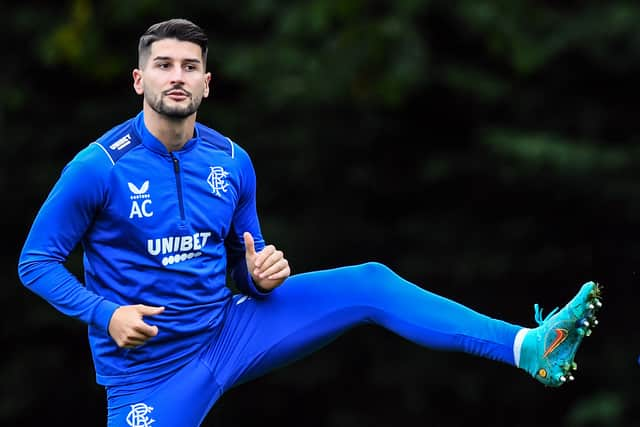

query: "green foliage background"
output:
2 1 639 426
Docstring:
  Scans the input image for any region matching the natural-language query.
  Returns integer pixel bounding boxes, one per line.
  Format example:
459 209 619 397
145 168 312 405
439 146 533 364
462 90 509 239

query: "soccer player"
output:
18 18 602 427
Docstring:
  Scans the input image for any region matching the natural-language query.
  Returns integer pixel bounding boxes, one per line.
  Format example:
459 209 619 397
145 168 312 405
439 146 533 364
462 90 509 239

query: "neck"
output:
142 104 196 152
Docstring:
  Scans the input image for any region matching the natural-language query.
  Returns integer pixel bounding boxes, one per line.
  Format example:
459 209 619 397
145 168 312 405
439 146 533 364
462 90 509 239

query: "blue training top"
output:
18 111 271 386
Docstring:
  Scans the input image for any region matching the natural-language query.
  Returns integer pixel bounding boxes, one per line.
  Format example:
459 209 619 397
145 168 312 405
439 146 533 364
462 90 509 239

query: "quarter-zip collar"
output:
133 111 200 156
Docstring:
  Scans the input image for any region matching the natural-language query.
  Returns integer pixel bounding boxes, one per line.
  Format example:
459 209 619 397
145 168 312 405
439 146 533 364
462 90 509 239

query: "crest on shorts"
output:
126 402 155 427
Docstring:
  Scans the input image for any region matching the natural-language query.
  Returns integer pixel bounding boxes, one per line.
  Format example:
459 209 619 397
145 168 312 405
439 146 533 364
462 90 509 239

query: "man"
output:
18 18 602 427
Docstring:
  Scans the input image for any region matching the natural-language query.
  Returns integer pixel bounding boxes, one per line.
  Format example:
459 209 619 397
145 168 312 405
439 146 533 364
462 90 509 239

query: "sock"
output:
513 327 530 367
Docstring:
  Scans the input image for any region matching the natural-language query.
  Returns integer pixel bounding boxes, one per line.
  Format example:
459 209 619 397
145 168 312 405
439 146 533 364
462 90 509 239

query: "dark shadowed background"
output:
2 1 639 426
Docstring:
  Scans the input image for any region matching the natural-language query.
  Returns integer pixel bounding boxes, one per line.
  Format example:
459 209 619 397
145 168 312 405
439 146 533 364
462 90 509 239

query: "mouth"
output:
165 90 190 101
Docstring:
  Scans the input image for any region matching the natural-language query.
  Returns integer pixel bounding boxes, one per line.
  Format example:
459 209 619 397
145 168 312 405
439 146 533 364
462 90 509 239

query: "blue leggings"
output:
106 262 522 426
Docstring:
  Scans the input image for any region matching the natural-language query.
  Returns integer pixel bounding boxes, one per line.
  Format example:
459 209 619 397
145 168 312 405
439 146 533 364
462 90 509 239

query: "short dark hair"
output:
138 18 208 68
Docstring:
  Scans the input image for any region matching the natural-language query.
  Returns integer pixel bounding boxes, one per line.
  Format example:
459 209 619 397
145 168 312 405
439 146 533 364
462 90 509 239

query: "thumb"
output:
137 305 165 316
243 232 256 256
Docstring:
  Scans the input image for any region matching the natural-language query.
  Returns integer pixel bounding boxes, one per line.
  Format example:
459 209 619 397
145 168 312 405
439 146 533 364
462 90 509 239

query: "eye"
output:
158 63 170 69
184 64 197 71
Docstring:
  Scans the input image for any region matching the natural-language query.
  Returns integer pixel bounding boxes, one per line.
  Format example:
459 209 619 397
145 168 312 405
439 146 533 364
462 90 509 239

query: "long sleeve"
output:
17 144 119 332
224 143 271 298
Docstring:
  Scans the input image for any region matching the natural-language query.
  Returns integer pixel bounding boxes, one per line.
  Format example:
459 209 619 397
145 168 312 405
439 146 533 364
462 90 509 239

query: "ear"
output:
203 72 212 98
132 69 144 95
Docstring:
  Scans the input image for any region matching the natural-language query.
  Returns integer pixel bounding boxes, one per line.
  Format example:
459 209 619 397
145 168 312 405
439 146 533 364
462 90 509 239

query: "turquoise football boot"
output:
519 281 602 387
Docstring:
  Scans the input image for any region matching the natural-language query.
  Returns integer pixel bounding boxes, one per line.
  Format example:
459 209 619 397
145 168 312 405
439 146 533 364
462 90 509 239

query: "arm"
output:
225 144 290 296
17 144 119 332
18 144 163 348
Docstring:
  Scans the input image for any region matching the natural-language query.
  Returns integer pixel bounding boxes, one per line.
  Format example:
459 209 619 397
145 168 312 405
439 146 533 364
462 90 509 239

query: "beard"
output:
145 88 203 119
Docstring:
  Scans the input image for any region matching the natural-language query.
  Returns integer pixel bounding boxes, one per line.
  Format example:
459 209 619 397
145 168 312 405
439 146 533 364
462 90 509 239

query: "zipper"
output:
170 153 186 220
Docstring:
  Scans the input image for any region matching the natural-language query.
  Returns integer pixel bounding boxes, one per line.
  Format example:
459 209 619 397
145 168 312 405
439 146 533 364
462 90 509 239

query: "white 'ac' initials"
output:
130 200 153 218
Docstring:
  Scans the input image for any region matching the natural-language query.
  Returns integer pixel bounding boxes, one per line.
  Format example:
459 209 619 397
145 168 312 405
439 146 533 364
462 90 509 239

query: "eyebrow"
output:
152 56 201 64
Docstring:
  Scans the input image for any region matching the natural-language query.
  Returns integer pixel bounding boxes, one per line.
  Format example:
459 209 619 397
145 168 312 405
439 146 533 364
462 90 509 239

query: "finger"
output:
134 323 159 338
254 244 275 268
137 305 165 316
256 254 286 278
266 263 290 280
122 341 146 349
260 249 283 268
243 232 256 257
115 329 149 348
123 337 148 348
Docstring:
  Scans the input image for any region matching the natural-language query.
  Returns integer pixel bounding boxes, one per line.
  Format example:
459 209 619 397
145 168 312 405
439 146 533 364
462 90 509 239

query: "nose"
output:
169 67 185 84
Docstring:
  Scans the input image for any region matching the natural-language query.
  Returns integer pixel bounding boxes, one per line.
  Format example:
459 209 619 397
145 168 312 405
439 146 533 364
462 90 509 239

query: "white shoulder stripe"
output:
91 141 115 165
226 137 235 159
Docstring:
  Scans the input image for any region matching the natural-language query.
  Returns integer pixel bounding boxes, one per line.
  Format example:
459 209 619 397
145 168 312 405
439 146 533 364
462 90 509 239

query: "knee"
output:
355 261 397 281
346 262 405 300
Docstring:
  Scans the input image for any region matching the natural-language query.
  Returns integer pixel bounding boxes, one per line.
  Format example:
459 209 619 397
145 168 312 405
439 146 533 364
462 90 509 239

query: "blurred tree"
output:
2 1 639 426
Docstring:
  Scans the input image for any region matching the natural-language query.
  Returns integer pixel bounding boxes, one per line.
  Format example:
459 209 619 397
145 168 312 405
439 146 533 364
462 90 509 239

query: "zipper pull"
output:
171 154 180 173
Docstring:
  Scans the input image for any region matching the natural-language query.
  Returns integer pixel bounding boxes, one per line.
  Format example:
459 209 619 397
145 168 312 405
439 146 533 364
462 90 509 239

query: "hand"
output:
244 231 290 291
108 304 165 348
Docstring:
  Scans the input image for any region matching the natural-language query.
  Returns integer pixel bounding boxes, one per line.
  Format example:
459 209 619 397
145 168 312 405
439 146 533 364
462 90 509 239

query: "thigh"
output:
213 265 378 389
106 357 222 427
